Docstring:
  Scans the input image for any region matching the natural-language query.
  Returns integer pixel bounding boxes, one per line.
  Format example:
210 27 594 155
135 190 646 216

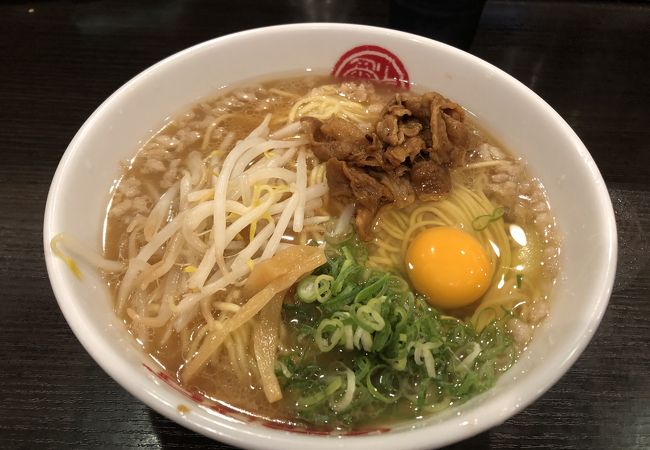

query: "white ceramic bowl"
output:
43 23 617 449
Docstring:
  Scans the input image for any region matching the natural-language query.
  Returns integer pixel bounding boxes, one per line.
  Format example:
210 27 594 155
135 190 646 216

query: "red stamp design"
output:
332 45 410 89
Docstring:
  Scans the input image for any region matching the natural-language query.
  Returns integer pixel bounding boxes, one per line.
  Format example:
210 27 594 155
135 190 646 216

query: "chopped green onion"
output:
296 275 318 303
298 376 343 408
314 319 344 352
354 356 372 380
281 235 517 428
329 368 356 412
472 207 505 231
356 305 386 331
353 326 373 351
371 320 392 351
423 348 436 378
297 274 334 303
366 365 399 404
354 275 388 303
343 324 354 350
276 361 293 378
455 342 482 372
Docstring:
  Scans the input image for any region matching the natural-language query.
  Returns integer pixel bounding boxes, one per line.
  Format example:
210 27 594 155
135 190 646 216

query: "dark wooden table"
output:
1 1 649 448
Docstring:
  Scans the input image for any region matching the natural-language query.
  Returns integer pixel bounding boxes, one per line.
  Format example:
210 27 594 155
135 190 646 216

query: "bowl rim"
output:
43 22 617 450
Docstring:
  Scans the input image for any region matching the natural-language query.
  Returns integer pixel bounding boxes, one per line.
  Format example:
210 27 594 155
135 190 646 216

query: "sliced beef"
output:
400 93 430 120
426 92 469 167
378 173 415 208
320 117 368 144
376 113 403 146
344 163 392 212
314 141 383 168
354 208 378 243
326 158 392 241
375 113 424 150
303 88 477 240
384 136 426 168
386 102 411 118
325 158 354 203
400 119 422 137
308 117 383 168
410 160 451 201
386 92 470 168
312 140 360 162
301 117 326 142
326 158 392 207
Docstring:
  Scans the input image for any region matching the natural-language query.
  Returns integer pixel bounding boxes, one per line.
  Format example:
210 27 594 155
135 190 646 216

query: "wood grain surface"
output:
1 1 649 449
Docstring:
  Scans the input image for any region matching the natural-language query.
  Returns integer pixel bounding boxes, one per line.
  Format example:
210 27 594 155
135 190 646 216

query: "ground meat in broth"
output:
103 75 397 423
102 75 560 426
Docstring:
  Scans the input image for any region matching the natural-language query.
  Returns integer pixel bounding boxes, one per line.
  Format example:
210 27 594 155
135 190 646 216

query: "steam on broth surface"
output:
56 74 559 429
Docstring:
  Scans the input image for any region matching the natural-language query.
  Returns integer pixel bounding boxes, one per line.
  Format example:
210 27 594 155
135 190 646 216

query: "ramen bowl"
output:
43 23 616 449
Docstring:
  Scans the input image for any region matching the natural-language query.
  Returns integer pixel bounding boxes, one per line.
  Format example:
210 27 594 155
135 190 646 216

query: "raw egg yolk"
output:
405 226 492 309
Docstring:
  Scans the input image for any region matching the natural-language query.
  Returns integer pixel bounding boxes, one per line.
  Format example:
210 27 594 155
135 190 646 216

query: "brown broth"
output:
102 74 559 428
102 74 396 424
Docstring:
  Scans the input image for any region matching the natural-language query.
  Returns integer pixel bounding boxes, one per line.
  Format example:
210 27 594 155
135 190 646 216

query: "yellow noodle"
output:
369 175 527 329
376 218 407 241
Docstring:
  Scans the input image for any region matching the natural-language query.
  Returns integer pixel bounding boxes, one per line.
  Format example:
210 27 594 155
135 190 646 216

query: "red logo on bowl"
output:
332 45 409 89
